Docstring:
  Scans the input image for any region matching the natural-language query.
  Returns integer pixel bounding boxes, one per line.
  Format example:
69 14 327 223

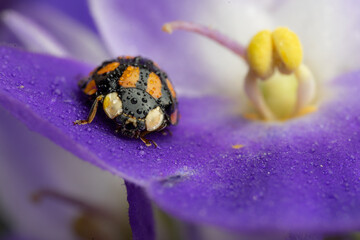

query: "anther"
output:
247 30 273 79
272 27 303 73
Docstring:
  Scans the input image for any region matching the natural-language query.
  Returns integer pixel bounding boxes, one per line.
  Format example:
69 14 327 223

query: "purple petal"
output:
1 2 108 62
1 10 69 56
1 46 360 232
125 181 155 240
0 236 38 240
2 0 96 32
36 0 96 31
287 234 323 240
9 4 110 63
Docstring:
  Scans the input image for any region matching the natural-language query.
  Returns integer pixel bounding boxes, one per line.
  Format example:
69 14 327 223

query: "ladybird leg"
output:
140 132 158 148
74 95 104 125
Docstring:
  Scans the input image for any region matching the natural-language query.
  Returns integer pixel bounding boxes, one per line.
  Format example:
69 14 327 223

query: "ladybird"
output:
74 56 179 147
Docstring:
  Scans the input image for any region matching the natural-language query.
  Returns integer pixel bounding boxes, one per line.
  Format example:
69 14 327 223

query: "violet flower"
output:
1 0 360 240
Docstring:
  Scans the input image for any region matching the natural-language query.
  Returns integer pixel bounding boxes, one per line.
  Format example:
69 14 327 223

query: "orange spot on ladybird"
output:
97 62 120 75
118 56 134 60
89 68 96 76
153 61 160 68
119 66 140 88
170 109 179 125
146 72 162 98
83 79 97 95
166 79 176 99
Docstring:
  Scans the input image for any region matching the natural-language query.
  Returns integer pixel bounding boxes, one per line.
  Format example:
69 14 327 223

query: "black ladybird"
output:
74 56 179 147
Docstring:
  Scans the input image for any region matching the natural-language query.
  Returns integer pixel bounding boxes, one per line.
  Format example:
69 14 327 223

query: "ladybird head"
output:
102 88 168 138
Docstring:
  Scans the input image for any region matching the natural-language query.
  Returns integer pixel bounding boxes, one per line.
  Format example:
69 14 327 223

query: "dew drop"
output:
131 98 137 104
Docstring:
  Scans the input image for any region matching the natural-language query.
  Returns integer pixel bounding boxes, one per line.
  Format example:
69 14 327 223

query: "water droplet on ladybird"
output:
142 98 147 103
131 98 137 104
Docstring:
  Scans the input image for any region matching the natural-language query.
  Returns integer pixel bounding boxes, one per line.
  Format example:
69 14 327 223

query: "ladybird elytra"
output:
74 56 179 147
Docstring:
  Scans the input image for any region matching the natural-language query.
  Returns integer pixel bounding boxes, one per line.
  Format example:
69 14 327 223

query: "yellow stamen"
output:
272 27 303 73
247 30 273 79
244 27 315 121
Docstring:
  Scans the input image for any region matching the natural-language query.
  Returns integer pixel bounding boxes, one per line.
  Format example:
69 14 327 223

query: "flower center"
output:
244 27 316 121
163 22 317 121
